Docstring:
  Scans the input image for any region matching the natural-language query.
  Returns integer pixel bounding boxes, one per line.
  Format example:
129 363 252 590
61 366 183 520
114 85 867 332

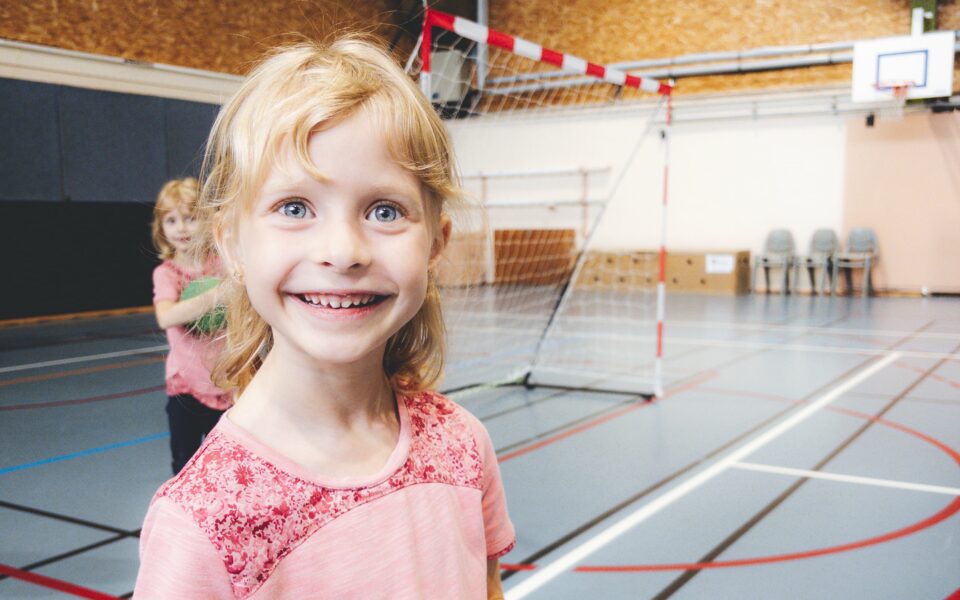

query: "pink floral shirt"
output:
152 260 232 410
134 392 515 599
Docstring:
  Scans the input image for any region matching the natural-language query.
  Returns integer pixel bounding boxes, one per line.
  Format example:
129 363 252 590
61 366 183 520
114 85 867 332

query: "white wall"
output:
447 97 848 288
668 115 846 256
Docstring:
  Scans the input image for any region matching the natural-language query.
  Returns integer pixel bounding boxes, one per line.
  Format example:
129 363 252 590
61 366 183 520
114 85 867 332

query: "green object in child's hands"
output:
180 277 226 335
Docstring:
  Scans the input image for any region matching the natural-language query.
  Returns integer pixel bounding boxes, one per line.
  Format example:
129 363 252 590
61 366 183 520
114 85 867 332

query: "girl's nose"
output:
311 220 372 272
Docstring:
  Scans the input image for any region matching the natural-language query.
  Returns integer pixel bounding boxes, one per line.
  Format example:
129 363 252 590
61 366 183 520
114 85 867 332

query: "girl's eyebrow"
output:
368 183 421 200
369 181 420 198
261 186 304 198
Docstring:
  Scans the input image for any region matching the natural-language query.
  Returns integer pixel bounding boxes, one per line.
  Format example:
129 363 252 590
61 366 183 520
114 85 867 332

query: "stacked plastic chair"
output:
752 229 796 294
832 227 878 297
795 229 838 295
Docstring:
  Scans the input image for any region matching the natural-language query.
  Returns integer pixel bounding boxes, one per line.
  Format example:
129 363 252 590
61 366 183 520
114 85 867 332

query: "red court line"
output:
576 497 960 572
0 356 165 388
0 563 120 599
497 372 717 463
698 387 801 405
501 563 537 571
572 396 960 572
898 363 928 376
0 385 167 412
897 362 960 390
931 373 960 390
503 386 960 573
945 585 960 600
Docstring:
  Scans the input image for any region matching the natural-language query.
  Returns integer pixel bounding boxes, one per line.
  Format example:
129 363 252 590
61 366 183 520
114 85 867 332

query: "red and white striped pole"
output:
421 8 673 399
419 8 433 99
654 93 673 398
420 9 672 97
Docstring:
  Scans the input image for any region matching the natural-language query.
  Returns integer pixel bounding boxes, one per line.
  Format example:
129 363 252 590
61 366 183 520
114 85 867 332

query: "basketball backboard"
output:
851 31 955 103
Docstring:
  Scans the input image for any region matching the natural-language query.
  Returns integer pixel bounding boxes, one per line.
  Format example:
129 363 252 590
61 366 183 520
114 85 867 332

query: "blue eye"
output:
279 200 309 219
369 203 401 223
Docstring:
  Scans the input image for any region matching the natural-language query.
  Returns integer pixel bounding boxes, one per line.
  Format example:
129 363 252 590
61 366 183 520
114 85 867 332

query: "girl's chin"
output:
272 334 387 369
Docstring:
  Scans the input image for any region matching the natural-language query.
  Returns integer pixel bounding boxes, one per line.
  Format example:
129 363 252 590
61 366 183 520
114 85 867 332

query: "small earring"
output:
231 269 244 284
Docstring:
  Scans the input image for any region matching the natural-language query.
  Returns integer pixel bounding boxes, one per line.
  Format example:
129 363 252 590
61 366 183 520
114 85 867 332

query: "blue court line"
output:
0 432 170 476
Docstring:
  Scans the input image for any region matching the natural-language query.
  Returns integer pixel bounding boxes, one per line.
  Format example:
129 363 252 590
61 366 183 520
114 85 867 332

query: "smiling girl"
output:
150 178 232 475
134 40 514 599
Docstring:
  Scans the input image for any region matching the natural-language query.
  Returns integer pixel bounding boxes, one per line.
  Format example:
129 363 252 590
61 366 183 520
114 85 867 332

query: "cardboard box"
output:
666 251 751 294
575 250 750 294
575 251 658 291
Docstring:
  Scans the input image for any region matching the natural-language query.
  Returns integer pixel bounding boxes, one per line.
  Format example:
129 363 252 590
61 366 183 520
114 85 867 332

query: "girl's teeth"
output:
302 294 378 308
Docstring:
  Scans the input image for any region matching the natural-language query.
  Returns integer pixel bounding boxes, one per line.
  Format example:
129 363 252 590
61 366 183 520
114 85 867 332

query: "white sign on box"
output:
705 254 735 274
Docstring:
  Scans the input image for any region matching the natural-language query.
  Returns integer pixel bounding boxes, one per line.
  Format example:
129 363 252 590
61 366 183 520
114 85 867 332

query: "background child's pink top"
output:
152 260 231 410
134 392 515 599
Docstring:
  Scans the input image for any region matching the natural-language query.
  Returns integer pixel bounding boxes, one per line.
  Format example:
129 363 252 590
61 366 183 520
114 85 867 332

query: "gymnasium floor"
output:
1 293 958 598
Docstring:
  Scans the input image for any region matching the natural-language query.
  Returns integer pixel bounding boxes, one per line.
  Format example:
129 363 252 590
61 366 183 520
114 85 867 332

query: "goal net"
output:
409 9 673 398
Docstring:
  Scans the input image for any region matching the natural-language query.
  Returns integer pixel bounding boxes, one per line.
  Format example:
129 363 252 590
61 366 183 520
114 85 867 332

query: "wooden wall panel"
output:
494 229 575 285
0 0 409 74
939 3 960 93
3 1 955 93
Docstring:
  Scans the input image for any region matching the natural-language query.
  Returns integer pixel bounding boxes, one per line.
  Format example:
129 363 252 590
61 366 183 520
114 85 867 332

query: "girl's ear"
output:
428 214 452 270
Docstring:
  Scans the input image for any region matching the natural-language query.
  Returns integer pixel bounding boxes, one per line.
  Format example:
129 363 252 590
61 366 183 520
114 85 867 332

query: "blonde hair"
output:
196 37 461 395
151 177 200 260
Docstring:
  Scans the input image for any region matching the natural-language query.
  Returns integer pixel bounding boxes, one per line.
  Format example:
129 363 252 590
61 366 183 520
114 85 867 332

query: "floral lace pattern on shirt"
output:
157 392 483 599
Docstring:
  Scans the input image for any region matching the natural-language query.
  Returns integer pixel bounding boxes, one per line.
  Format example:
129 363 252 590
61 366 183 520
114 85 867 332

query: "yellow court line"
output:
0 355 166 387
0 306 154 328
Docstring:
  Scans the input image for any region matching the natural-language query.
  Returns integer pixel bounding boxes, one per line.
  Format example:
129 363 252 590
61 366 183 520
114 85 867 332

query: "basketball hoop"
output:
875 81 914 121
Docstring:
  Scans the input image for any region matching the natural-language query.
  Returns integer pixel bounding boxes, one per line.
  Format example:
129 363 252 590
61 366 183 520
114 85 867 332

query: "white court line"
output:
663 318 960 341
662 337 960 361
0 345 169 374
450 322 960 361
449 310 960 340
732 461 960 497
504 351 901 599
535 330 960 361
449 318 960 358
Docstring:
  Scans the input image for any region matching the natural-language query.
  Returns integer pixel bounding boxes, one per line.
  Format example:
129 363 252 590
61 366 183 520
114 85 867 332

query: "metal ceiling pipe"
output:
484 36 959 96
487 40 857 86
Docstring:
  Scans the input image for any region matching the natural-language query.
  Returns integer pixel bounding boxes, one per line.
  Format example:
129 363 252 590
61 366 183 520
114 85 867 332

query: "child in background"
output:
151 177 233 474
135 39 514 599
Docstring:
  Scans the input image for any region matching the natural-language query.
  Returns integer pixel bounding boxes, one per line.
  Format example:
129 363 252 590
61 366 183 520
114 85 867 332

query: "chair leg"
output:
764 266 771 294
820 258 833 290
807 265 816 294
863 258 871 298
781 263 789 295
831 262 838 295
